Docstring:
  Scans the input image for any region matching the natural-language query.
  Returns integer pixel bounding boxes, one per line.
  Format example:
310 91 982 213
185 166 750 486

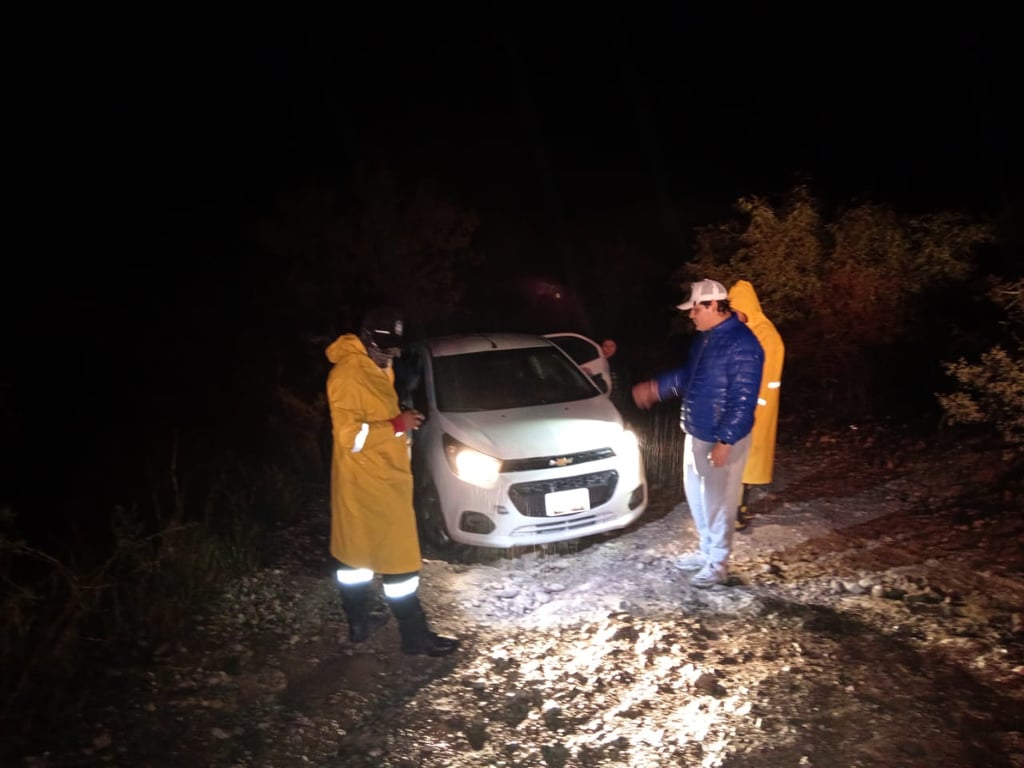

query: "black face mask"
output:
361 329 400 369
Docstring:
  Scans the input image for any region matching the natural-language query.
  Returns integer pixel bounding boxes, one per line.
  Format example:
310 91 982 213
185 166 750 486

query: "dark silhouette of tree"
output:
258 170 481 343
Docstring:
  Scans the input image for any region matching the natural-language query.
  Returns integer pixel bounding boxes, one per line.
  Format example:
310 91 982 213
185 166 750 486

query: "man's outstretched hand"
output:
632 380 660 410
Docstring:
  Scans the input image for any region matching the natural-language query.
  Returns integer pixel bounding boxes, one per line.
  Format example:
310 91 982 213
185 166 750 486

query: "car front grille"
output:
502 448 614 473
508 470 619 517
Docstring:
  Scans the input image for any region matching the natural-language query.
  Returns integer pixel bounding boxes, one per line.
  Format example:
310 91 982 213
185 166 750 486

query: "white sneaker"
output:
690 563 727 588
673 551 706 570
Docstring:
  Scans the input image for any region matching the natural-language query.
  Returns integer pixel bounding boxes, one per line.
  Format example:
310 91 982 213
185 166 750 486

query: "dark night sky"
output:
33 8 1021 230
10 8 1023 342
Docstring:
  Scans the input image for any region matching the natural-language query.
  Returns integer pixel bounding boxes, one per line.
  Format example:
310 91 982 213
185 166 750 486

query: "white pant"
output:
683 433 751 570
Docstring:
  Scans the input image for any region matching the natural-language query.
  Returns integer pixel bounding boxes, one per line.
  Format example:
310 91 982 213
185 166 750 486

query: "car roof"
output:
543 332 598 343
418 333 555 358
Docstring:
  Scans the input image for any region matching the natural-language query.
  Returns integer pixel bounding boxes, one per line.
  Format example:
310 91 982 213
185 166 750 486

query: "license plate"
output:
544 487 590 516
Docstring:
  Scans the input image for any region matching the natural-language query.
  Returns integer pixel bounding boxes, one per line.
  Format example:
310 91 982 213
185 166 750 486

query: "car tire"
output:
414 479 458 552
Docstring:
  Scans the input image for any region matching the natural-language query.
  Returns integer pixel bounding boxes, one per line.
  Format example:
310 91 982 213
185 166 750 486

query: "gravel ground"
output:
19 425 1024 767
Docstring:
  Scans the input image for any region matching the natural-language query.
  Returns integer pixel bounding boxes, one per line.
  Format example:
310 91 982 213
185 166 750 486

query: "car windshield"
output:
547 335 598 366
433 346 598 412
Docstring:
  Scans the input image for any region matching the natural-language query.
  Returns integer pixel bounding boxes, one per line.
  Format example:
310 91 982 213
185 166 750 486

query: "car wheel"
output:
414 480 457 551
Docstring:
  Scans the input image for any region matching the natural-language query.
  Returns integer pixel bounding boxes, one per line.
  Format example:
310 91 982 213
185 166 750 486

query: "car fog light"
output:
459 511 496 534
628 484 645 510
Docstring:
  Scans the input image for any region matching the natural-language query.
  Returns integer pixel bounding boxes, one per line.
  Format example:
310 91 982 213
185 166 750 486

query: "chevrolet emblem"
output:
549 456 574 467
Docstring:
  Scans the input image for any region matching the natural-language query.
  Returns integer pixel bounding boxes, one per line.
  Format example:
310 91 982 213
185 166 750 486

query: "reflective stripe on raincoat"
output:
325 334 421 574
728 280 785 485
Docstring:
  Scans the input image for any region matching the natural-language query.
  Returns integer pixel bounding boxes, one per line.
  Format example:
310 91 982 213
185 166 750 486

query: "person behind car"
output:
325 306 458 656
728 280 785 531
602 337 637 426
632 279 763 588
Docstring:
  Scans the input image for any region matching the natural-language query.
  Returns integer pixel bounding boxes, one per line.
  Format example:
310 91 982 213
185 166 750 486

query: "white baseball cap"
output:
677 279 728 310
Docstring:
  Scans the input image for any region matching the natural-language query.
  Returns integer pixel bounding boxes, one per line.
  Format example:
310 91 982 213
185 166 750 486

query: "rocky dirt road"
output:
22 426 1024 767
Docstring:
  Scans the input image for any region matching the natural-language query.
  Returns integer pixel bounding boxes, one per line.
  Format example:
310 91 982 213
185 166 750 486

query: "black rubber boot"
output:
735 504 750 531
387 594 459 657
339 582 389 643
735 484 752 532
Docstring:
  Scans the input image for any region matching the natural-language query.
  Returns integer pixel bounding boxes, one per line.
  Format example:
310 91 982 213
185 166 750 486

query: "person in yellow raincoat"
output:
325 306 458 656
727 281 784 531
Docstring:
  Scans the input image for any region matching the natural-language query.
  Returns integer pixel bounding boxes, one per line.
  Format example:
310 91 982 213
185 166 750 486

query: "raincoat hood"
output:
326 333 368 364
728 280 767 323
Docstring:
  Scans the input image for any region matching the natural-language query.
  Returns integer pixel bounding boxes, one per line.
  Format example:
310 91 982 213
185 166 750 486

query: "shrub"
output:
938 346 1024 449
937 279 1024 457
0 387 317 750
683 185 995 421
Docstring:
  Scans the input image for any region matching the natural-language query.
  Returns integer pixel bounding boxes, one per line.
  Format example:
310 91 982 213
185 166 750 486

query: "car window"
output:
546 335 600 366
433 347 598 412
394 348 428 413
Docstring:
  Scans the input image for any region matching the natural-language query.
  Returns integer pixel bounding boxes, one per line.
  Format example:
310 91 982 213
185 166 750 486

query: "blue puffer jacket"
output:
653 314 764 445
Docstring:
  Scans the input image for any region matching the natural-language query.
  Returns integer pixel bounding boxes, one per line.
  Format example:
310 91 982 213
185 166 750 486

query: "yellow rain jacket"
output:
325 334 421 574
728 281 785 485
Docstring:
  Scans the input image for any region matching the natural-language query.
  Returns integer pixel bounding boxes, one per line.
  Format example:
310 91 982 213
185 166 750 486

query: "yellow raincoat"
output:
728 281 785 485
325 334 422 574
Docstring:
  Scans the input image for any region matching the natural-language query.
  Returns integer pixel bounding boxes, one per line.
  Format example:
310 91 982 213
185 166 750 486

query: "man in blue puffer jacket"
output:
632 279 764 588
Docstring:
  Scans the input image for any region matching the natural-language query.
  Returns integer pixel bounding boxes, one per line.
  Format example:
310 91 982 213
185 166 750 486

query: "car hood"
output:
437 398 625 460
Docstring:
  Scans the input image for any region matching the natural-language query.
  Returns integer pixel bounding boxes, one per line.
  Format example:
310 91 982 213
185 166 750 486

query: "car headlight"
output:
443 434 502 487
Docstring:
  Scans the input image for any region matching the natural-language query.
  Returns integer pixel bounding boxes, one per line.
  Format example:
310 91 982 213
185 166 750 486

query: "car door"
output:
543 332 611 396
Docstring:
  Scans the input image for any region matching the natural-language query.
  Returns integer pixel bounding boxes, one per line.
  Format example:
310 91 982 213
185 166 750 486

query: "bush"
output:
0 477 269 743
937 279 1024 458
938 346 1024 449
0 383 322 751
683 185 995 421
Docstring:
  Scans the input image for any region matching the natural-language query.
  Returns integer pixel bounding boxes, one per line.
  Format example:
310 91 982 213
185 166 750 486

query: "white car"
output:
543 332 612 396
399 333 647 550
